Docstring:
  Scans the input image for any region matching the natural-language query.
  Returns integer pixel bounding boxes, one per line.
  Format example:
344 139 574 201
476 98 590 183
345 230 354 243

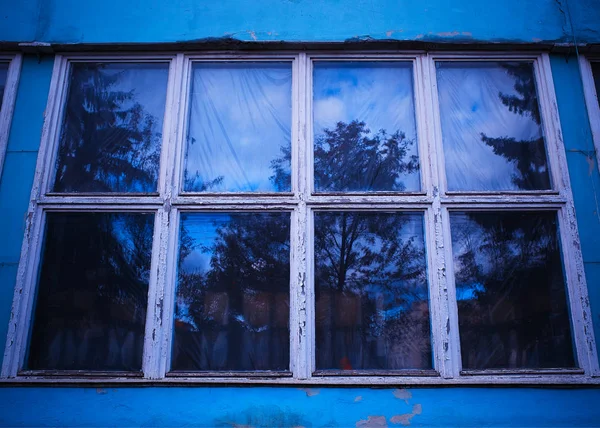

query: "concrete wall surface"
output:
0 0 599 45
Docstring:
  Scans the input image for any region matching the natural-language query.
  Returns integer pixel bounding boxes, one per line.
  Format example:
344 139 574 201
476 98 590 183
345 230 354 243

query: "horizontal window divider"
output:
170 198 300 207
305 198 433 207
306 204 432 211
3 375 600 386
313 370 440 377
38 197 164 206
36 203 163 211
17 370 144 378
440 198 567 207
444 190 561 197
178 192 295 197
312 191 428 197
171 203 298 211
166 371 293 378
45 192 161 197
460 368 585 376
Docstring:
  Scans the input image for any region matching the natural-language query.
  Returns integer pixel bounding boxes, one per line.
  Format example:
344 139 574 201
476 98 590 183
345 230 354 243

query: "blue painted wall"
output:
0 0 600 45
1 386 600 427
1 0 600 426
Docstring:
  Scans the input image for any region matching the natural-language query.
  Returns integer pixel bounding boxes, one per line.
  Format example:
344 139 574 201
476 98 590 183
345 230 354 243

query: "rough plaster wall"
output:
0 387 600 426
0 0 600 45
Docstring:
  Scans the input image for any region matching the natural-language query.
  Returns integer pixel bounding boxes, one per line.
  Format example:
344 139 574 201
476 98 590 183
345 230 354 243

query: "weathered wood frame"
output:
1 51 598 385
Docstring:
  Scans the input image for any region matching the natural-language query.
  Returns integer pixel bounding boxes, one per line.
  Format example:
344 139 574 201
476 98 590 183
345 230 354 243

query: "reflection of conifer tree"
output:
54 64 161 192
480 63 550 190
29 65 163 371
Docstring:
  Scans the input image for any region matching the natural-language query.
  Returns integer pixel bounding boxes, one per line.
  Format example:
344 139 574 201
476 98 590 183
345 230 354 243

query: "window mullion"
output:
421 53 460 378
290 52 312 379
148 53 186 379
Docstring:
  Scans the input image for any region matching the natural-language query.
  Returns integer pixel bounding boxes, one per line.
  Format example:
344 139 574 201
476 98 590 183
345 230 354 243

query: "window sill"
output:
1 374 599 387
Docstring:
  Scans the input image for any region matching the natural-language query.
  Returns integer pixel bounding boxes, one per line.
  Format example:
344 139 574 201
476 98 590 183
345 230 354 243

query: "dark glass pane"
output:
437 62 551 191
183 63 292 192
313 62 420 192
27 212 154 371
451 211 575 369
172 212 290 371
0 63 8 111
315 212 431 371
53 62 169 193
592 62 600 109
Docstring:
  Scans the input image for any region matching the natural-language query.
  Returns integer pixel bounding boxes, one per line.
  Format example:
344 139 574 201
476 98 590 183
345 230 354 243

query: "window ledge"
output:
1 374 599 387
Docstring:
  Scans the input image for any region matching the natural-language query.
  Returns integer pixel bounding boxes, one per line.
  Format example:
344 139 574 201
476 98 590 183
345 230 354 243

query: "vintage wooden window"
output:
1 52 598 384
0 53 23 182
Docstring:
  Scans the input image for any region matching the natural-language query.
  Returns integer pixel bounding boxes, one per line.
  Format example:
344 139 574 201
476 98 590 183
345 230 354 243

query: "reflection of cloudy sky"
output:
76 62 169 133
179 213 231 274
0 62 8 110
184 63 292 192
313 62 420 191
437 62 545 191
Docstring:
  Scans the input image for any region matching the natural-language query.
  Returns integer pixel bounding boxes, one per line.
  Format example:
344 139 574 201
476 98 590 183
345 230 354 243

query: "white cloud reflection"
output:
313 62 421 191
184 63 292 192
436 62 547 191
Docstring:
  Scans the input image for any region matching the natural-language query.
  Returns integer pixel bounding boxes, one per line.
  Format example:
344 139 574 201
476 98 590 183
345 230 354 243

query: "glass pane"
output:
173 212 290 371
315 212 431 371
450 211 575 370
0 62 8 111
437 62 551 191
183 63 292 193
592 62 600 109
313 62 420 192
27 212 154 371
53 62 169 193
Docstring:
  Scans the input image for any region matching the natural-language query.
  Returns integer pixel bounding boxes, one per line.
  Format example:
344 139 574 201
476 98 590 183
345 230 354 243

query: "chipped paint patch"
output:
385 29 404 37
299 388 320 397
356 415 387 427
354 395 363 402
95 388 107 395
392 388 412 403
390 404 423 426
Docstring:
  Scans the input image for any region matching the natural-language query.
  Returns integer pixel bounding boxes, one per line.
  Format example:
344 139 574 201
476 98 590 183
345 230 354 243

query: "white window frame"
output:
1 51 598 385
0 53 23 181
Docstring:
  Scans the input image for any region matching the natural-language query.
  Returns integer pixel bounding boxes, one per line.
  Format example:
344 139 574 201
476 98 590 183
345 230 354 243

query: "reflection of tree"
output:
29 65 162 371
480 63 550 190
54 64 162 192
453 212 574 369
28 213 153 371
315 120 419 191
175 120 429 371
312 121 428 370
173 213 290 371
315 212 430 370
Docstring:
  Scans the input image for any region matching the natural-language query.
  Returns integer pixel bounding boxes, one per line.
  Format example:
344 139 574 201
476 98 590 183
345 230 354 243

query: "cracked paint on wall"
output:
1 0 600 45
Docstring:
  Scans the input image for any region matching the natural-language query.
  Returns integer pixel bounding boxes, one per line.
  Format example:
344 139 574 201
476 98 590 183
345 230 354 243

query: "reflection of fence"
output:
29 293 145 371
316 290 431 371
172 290 289 371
